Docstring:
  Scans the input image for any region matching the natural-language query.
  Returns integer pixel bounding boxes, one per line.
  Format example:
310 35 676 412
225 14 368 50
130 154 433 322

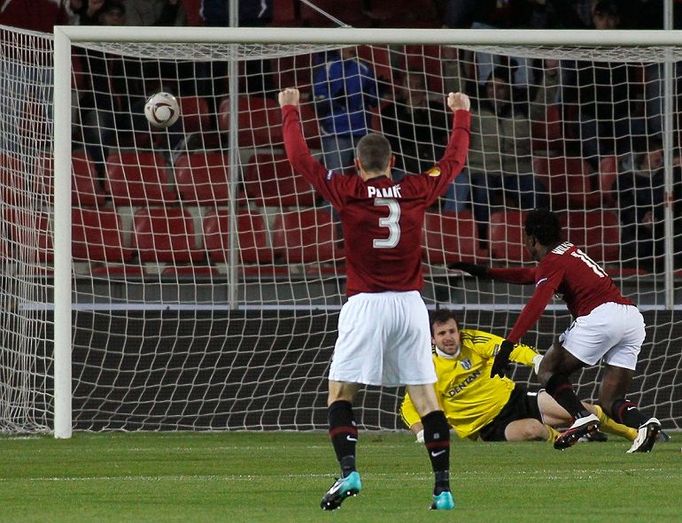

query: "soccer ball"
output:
144 92 180 128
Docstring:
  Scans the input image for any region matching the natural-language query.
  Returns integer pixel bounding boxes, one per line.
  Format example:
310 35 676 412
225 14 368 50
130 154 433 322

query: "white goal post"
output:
3 25 679 438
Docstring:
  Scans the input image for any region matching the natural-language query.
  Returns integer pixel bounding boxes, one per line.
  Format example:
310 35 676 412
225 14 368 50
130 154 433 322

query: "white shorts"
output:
559 302 645 370
329 291 436 386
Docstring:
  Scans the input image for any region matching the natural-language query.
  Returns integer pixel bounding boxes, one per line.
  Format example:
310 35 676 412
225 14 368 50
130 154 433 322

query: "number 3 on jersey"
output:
571 248 607 277
373 198 401 249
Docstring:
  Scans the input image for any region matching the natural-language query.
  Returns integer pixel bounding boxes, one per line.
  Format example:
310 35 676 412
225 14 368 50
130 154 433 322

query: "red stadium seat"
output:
271 208 342 264
297 102 321 149
105 151 176 206
300 0 367 27
72 150 106 207
203 209 274 264
533 156 600 209
357 45 394 84
72 207 132 263
0 153 26 206
31 150 106 207
272 0 300 26
5 207 132 272
423 211 484 265
218 96 283 147
531 104 563 154
244 153 317 208
488 210 532 264
560 210 620 263
177 96 211 133
3 208 53 265
133 207 203 264
362 0 439 27
174 152 231 206
272 53 314 93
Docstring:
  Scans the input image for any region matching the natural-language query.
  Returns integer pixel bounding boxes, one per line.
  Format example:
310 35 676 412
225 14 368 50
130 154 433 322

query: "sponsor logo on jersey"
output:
446 370 481 396
427 166 441 177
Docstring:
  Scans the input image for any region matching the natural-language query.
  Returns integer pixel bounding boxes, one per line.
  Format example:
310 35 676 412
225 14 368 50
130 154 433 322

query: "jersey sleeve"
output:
466 329 503 360
281 104 345 209
487 267 537 284
399 392 422 430
410 109 471 206
509 342 541 367
507 262 564 344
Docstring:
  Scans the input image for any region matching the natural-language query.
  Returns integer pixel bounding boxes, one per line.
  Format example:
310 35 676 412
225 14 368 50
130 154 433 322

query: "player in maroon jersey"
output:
279 87 471 511
450 209 661 453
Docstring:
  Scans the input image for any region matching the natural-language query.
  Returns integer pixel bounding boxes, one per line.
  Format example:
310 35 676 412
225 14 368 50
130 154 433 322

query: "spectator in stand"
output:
125 0 186 26
529 58 565 155
529 59 563 122
0 0 70 31
201 0 272 27
78 1 150 171
443 0 536 93
381 71 469 210
313 47 378 172
616 140 682 272
468 66 547 233
562 1 647 167
68 0 106 25
201 0 274 96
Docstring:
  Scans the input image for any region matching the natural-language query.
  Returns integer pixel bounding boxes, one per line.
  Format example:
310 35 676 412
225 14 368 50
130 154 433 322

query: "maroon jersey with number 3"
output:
488 241 634 343
281 105 471 296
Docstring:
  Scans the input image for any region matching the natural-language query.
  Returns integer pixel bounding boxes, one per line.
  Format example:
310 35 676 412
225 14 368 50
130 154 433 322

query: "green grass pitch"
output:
1 431 680 522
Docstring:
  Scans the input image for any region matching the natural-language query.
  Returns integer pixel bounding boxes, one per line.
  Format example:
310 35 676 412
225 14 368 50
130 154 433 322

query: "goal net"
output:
1 25 680 435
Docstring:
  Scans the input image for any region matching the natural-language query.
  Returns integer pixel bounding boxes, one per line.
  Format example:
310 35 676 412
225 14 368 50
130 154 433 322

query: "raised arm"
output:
279 87 340 206
421 93 472 204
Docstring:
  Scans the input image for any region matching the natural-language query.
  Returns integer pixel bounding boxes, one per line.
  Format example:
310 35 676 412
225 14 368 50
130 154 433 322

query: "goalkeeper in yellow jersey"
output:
400 309 637 444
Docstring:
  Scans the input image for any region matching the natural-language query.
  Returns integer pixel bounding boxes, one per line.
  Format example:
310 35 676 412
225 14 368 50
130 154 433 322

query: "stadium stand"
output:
132 207 204 269
105 151 176 206
533 155 601 209
203 209 275 265
423 210 486 265
244 153 317 208
271 207 342 264
174 151 231 206
488 210 532 264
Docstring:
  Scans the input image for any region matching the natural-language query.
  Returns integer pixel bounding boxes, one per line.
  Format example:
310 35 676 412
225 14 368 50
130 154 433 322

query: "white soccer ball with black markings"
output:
144 92 180 128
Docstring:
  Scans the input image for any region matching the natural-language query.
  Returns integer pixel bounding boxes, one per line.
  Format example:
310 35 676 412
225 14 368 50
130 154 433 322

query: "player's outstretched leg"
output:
320 471 362 510
554 413 600 450
627 417 661 453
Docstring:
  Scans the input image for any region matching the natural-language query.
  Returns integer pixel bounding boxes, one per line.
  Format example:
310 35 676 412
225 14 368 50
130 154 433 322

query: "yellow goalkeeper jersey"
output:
400 329 539 439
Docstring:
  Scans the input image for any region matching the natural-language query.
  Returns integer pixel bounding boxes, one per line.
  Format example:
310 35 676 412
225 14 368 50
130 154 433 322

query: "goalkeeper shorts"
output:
478 385 542 442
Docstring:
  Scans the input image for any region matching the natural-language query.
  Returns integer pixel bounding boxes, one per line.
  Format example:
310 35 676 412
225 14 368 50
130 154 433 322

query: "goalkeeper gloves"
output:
415 429 424 444
448 262 490 279
532 354 543 375
490 339 514 378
